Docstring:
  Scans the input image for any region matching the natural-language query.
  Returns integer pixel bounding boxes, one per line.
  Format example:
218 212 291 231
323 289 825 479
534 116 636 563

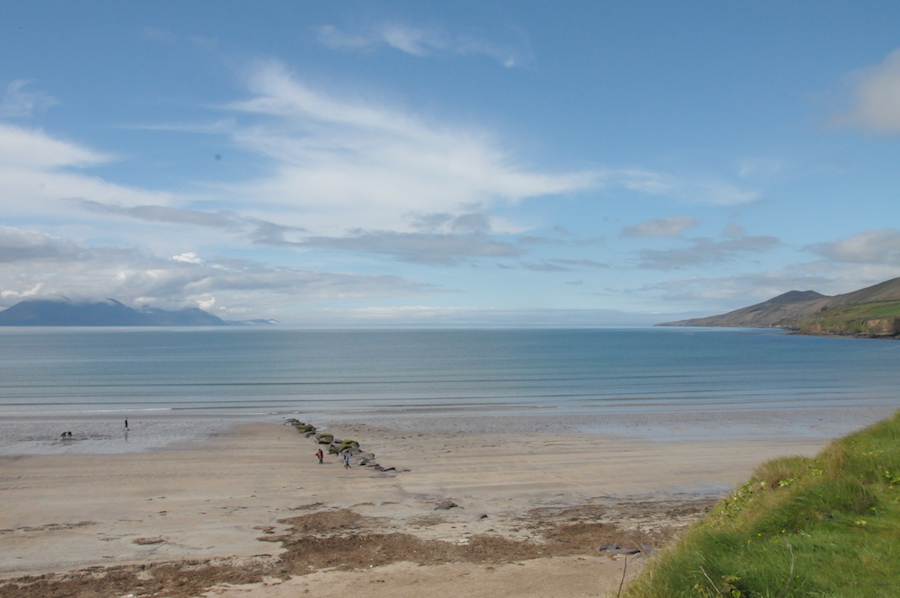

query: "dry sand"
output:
0 418 835 597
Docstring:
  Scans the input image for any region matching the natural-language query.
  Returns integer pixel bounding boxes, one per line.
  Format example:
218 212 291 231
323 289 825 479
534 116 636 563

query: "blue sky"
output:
2 1 900 325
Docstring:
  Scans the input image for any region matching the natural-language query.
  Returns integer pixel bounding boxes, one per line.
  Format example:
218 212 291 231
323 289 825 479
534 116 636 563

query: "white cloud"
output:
0 80 57 118
0 123 108 169
221 62 596 232
317 23 528 67
808 229 900 265
0 124 179 221
215 64 754 240
621 215 698 238
172 252 204 264
834 48 900 133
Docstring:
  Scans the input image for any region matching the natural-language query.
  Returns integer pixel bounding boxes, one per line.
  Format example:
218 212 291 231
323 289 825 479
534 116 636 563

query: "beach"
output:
0 409 863 598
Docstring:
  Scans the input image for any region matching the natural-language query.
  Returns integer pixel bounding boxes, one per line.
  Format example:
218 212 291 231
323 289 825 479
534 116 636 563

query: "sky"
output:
2 1 900 326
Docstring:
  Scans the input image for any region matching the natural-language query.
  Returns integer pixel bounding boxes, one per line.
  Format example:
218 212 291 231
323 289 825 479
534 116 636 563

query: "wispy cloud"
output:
520 258 610 272
833 48 900 133
0 81 57 118
70 199 309 244
638 234 779 270
298 231 520 265
600 169 760 205
0 123 176 219
317 23 530 68
0 123 108 169
621 215 698 238
550 258 610 269
220 62 596 232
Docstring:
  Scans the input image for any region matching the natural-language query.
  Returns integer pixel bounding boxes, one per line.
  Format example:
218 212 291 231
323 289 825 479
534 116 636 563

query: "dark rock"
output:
476 513 489 519
434 500 460 510
597 543 640 554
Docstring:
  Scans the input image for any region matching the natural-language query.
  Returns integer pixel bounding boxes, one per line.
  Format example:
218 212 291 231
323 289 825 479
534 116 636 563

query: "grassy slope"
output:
626 411 900 598
796 301 900 336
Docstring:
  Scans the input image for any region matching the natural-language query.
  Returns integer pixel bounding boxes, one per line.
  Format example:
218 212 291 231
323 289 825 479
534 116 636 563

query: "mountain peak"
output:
0 299 228 326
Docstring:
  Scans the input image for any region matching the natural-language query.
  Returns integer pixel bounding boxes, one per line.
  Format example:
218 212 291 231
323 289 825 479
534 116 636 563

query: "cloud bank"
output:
836 48 900 133
809 229 900 265
0 226 433 312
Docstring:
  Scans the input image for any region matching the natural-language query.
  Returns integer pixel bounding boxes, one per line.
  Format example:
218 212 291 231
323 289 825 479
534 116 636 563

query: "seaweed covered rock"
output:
337 439 360 452
287 419 317 435
315 433 334 444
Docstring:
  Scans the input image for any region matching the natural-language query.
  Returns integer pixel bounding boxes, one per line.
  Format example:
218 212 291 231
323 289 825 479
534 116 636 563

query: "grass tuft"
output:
625 410 900 598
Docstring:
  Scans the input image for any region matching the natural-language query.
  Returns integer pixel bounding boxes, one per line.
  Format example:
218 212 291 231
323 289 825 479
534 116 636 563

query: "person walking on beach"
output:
343 453 350 469
316 448 324 464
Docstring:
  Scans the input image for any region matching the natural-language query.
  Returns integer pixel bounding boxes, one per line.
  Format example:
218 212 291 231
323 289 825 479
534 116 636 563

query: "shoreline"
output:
0 413 857 597
1 402 894 457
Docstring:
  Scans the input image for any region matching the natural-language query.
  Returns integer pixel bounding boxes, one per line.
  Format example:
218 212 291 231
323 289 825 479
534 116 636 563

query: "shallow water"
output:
1 326 898 453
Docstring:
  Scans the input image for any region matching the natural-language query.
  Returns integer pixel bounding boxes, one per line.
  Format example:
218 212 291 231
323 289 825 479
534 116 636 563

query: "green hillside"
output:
659 276 900 335
626 410 900 598
796 300 900 337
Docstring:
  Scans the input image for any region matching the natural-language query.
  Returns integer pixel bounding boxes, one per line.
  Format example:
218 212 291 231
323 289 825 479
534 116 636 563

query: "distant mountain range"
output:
659 277 900 337
0 299 276 326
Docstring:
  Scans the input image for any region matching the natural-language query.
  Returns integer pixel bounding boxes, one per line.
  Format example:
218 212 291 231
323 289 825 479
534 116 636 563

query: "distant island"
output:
659 276 900 338
0 299 277 327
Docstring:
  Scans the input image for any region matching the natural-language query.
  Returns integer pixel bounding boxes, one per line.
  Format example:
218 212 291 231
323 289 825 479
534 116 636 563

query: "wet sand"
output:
0 415 842 597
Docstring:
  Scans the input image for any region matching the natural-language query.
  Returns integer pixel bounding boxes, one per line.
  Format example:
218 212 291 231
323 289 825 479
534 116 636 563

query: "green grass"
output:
625 411 900 598
797 301 900 336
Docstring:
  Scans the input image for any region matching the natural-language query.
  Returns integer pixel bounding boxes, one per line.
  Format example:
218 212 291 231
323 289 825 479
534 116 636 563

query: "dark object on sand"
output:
60 431 73 438
597 543 641 554
434 500 460 510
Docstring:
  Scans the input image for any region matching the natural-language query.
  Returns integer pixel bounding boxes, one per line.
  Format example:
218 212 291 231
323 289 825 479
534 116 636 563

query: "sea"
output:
1 326 898 454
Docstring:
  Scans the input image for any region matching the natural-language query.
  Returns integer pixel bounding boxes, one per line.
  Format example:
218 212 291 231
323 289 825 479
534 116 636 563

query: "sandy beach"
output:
0 411 851 598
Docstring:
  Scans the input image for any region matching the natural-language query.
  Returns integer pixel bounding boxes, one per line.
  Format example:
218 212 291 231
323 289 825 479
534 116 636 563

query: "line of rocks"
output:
285 419 409 474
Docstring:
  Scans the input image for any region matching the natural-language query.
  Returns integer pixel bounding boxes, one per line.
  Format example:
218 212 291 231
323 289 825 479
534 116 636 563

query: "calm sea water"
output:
1 326 899 417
